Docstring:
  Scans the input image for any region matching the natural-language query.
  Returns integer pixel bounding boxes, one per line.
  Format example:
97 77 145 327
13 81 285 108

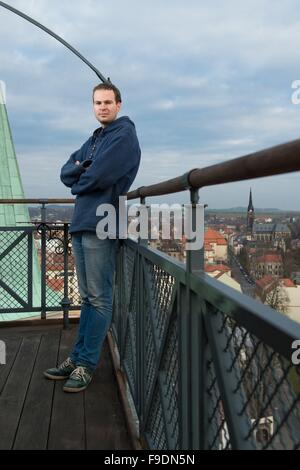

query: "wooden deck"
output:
0 323 132 450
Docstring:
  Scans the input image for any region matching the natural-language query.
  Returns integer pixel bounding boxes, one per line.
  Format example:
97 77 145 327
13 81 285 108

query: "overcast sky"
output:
0 0 300 209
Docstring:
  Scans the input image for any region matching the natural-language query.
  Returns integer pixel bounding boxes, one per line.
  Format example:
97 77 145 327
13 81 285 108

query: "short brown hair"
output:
93 83 122 103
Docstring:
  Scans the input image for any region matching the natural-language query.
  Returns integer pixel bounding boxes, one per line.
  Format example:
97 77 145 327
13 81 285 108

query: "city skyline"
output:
0 1 300 209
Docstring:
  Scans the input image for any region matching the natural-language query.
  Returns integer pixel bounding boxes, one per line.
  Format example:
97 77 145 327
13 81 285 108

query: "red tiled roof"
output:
205 264 230 273
256 254 283 264
255 275 276 289
47 278 64 292
216 240 227 246
46 264 65 272
205 229 227 246
205 244 214 251
281 278 296 288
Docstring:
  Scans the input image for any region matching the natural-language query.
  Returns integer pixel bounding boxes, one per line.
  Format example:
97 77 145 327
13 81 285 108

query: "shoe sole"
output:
43 372 71 380
63 384 89 393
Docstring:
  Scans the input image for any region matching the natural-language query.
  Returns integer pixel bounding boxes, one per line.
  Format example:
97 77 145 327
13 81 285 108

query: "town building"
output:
204 228 228 264
255 253 283 278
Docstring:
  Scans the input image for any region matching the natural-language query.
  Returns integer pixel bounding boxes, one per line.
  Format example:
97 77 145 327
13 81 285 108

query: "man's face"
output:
93 89 121 127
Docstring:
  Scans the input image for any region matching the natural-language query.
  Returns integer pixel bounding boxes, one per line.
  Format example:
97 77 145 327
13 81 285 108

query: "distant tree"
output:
264 282 290 315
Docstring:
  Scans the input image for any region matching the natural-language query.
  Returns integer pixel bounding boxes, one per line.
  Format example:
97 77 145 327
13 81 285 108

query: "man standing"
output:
44 83 141 392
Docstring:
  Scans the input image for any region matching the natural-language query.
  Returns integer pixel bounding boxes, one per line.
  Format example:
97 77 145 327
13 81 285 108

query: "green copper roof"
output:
0 88 60 321
0 97 28 225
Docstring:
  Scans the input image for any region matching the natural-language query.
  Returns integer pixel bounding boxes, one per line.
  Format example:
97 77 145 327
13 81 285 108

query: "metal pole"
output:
40 202 47 320
186 190 208 449
0 1 109 83
137 196 147 433
60 223 71 329
186 188 204 273
182 188 207 449
139 196 148 247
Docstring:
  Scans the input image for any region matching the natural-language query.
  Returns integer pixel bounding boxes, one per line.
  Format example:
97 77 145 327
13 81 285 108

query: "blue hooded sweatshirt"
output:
60 116 141 234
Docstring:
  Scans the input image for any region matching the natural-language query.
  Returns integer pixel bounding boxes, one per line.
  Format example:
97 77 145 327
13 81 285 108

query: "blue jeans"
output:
70 232 117 371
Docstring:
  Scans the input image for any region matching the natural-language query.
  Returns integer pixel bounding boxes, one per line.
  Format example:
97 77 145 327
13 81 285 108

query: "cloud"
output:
0 0 300 209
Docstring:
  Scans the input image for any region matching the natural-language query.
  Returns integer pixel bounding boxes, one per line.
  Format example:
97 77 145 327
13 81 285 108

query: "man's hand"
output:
75 159 92 168
81 159 93 168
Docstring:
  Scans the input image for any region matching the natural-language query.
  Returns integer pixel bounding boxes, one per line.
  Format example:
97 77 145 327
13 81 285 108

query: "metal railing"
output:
1 138 300 448
111 138 300 450
112 239 300 450
0 201 81 327
127 138 300 199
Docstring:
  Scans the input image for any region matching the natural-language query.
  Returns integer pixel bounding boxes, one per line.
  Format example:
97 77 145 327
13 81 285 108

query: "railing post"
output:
139 196 148 248
27 228 33 310
60 223 71 329
40 201 47 320
117 237 124 361
179 188 207 449
186 188 204 272
137 196 147 435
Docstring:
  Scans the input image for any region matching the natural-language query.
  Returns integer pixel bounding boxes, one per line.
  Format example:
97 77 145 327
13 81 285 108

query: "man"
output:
44 83 141 392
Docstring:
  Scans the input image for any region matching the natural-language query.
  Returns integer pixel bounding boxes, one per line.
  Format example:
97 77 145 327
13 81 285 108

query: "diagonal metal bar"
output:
142 258 176 367
203 307 255 450
0 231 28 262
142 258 178 448
157 371 178 450
122 312 137 378
190 271 300 360
122 331 136 397
123 245 137 314
118 246 140 407
0 279 28 308
143 284 178 431
120 255 137 362
142 258 161 354
0 1 109 82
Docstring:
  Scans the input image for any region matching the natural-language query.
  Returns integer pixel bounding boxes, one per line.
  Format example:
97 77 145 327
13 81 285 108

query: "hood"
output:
93 116 135 136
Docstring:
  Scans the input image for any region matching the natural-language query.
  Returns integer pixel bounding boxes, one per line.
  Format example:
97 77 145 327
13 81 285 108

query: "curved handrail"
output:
0 1 108 82
127 138 300 200
0 138 300 204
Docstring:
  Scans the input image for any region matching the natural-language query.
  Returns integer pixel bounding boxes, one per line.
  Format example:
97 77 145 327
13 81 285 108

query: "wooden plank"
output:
0 334 22 392
0 333 41 450
13 328 61 449
48 326 86 450
85 341 131 450
0 318 79 330
0 324 131 450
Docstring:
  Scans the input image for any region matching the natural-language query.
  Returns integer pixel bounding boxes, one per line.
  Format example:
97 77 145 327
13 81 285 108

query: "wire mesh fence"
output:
0 224 81 317
219 312 300 450
0 229 31 310
112 238 300 450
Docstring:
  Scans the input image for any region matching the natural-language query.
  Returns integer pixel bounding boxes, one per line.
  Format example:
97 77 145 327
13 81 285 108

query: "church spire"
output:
248 187 254 212
247 188 255 237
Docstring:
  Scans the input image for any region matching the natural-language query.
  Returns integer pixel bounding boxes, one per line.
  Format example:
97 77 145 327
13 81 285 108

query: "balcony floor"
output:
0 323 131 450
